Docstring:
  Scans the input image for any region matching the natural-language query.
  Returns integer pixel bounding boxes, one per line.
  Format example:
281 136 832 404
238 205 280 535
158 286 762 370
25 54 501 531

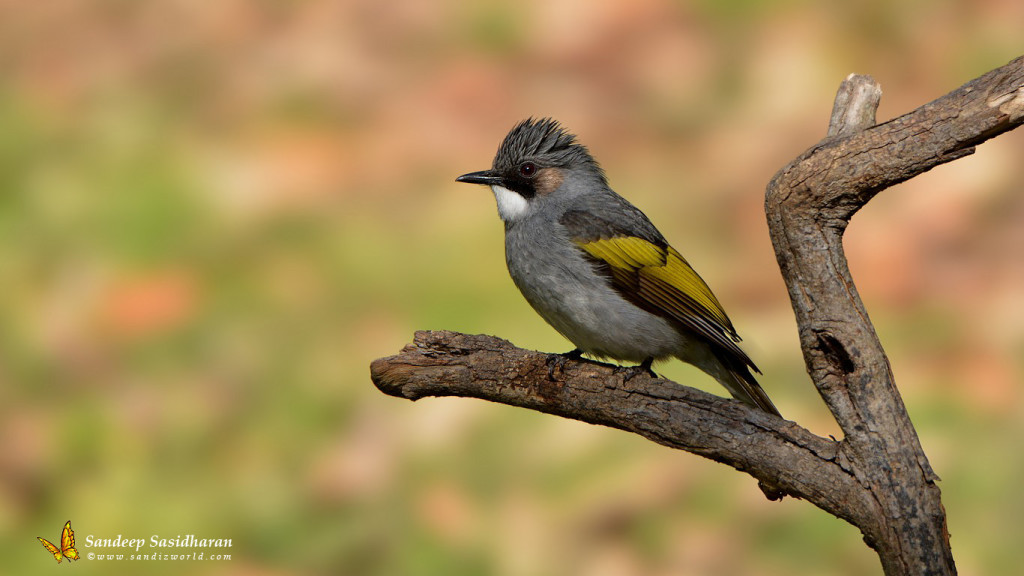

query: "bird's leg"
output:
640 356 657 377
615 357 658 381
546 348 584 380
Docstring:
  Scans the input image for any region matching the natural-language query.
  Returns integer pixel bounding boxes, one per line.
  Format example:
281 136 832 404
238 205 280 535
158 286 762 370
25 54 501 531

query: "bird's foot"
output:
615 357 658 381
546 349 585 380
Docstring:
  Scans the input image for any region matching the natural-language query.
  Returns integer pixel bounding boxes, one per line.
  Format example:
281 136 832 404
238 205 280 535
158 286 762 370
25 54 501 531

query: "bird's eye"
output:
519 162 537 177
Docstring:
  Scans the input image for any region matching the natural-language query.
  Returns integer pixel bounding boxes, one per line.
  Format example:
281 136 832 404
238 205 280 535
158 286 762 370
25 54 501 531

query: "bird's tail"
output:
712 352 781 417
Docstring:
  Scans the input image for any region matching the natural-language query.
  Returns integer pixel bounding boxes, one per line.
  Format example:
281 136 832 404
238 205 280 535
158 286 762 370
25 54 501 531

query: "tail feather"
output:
714 353 781 417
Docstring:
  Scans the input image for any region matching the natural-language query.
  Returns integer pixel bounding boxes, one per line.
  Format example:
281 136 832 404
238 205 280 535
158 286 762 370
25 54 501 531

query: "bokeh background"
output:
3 1 1023 575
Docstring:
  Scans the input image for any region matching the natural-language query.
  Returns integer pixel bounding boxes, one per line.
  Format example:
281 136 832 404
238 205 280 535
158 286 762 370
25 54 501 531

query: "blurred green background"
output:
3 1 1023 575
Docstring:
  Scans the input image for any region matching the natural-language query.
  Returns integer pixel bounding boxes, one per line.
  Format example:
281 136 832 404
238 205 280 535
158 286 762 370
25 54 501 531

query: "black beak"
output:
456 169 503 186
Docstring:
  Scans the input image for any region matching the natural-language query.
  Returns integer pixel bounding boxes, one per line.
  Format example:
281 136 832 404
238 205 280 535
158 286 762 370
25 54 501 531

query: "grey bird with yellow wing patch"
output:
456 118 779 416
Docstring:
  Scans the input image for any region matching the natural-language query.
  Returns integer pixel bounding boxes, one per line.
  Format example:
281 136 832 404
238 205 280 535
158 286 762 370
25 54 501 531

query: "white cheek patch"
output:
490 185 529 222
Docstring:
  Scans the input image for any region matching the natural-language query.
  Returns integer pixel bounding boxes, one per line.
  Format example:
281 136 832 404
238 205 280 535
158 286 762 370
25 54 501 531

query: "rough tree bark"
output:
371 56 1024 575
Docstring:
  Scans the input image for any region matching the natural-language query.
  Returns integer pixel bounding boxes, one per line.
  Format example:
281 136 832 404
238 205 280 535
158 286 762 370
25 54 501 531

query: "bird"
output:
456 118 780 416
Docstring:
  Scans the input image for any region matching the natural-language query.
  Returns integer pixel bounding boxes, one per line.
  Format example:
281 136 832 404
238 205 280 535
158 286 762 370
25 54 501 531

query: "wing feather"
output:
561 210 758 372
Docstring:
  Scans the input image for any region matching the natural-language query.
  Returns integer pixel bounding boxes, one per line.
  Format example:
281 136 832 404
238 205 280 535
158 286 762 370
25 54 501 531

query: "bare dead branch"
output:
765 56 1024 574
828 73 882 137
371 330 874 516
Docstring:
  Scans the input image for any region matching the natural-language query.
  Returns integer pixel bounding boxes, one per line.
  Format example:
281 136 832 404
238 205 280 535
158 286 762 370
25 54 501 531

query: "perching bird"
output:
456 118 780 416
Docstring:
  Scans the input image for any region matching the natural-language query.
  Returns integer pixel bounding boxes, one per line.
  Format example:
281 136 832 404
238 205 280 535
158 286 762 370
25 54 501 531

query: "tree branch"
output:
371 55 1024 574
371 330 873 521
765 55 1024 574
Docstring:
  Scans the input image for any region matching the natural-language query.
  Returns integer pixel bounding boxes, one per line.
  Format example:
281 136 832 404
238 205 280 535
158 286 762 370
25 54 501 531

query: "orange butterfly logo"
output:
37 520 80 564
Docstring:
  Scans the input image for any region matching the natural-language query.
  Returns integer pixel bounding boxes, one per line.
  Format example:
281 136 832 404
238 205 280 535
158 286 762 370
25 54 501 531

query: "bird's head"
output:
457 118 606 223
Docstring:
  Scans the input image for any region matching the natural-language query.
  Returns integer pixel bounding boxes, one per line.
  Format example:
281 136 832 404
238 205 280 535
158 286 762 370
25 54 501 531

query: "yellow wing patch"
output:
38 521 79 564
575 236 733 330
579 235 664 270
